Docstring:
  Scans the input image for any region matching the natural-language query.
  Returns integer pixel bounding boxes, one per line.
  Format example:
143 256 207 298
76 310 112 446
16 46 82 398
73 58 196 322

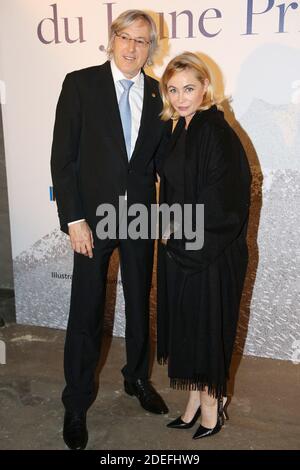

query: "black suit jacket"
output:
51 61 170 235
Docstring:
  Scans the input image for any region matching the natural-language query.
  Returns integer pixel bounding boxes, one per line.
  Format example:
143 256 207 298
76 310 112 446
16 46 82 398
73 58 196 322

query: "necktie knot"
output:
119 79 134 91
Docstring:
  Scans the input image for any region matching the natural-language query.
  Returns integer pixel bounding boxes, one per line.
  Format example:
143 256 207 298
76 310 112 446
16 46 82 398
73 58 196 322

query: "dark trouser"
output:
62 238 154 412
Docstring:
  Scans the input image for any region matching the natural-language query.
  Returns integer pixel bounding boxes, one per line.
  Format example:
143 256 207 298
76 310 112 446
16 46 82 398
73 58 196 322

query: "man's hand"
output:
68 221 94 258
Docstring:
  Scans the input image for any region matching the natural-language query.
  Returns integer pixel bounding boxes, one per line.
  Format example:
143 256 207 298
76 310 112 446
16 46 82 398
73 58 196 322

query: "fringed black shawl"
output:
157 106 251 396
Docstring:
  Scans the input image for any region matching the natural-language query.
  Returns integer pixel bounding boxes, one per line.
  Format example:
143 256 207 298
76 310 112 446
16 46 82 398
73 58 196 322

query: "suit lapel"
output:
99 61 128 166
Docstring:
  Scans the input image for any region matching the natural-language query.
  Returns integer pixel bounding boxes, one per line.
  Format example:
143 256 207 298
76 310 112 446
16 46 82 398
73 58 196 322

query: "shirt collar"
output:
110 59 143 88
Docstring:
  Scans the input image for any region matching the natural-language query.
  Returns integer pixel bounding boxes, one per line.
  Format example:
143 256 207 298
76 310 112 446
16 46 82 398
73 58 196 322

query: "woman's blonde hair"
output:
160 52 218 121
107 10 158 66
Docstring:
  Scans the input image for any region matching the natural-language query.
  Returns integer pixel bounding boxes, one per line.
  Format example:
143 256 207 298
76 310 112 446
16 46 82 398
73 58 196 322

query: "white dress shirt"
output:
68 60 145 226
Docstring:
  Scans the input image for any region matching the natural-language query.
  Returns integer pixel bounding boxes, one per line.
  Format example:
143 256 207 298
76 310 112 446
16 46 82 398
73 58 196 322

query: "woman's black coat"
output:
157 106 251 393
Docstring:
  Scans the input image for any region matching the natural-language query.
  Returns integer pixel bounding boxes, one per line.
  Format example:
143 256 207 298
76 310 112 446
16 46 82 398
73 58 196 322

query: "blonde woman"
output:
157 52 251 439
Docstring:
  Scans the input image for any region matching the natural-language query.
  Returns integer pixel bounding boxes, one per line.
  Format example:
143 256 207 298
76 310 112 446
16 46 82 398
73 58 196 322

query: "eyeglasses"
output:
115 32 151 48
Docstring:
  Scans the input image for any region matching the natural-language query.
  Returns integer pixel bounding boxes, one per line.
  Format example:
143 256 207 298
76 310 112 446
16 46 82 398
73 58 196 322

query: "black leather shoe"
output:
167 406 201 429
63 411 88 450
192 398 224 440
124 379 169 414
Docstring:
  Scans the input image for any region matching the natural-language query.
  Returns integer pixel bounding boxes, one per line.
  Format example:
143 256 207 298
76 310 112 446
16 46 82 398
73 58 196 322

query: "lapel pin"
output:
152 92 156 98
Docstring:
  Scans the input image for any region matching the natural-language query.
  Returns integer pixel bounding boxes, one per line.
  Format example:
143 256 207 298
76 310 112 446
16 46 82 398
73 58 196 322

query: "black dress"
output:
157 106 251 398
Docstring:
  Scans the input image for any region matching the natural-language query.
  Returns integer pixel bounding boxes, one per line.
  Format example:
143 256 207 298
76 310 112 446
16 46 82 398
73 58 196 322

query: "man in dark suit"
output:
51 10 170 450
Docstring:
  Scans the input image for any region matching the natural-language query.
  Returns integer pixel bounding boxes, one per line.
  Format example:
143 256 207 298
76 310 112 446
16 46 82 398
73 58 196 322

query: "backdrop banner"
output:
1 0 299 362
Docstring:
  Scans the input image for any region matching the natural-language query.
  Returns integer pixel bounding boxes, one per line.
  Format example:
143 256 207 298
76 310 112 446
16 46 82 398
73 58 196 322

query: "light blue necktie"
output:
118 79 134 159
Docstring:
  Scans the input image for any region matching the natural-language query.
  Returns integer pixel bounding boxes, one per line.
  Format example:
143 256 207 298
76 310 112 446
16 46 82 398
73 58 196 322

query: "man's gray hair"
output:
106 10 158 66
